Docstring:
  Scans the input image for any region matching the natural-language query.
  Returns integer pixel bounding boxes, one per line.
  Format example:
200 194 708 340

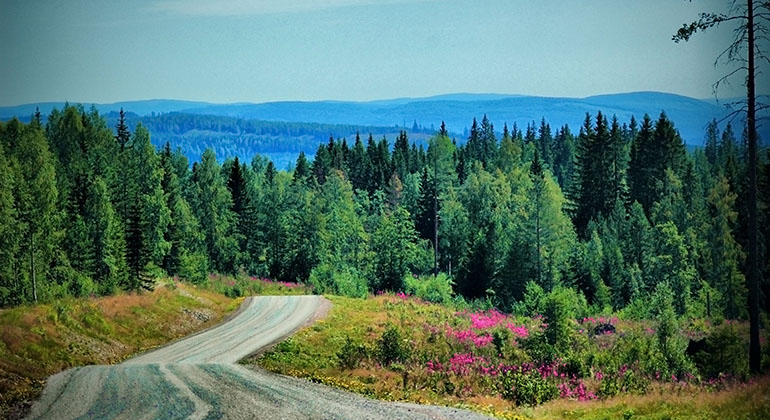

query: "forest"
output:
1 104 769 327
97 110 437 167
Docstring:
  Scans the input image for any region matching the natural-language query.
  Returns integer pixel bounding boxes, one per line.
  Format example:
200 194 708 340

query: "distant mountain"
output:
0 99 213 121
3 92 767 154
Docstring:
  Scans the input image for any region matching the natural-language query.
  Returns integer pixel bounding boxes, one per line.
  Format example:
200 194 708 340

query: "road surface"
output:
26 295 492 420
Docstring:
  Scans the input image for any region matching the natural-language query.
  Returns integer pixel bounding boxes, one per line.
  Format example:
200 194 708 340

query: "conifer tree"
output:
293 151 311 184
85 176 123 293
192 149 239 273
707 176 747 319
14 123 59 302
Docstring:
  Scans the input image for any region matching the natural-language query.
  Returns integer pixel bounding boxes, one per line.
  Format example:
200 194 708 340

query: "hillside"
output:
4 92 765 154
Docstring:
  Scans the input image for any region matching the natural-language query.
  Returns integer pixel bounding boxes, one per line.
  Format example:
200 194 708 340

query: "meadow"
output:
257 292 770 419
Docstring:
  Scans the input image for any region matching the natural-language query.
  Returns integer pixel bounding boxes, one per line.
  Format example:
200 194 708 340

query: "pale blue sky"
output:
0 0 752 106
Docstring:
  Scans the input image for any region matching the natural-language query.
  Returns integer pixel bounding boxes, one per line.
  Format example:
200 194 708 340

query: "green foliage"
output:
651 282 692 377
403 273 453 304
544 287 576 351
308 263 368 298
692 322 749 380
337 336 368 369
516 281 546 316
498 369 558 406
376 324 409 366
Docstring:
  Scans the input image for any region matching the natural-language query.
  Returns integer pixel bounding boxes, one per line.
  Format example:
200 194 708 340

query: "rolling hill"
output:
2 91 766 167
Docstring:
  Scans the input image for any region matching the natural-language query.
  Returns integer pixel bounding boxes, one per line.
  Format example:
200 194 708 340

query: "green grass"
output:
255 293 770 420
0 279 237 418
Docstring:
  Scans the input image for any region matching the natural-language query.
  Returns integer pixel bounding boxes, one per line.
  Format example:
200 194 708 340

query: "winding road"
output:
25 295 492 420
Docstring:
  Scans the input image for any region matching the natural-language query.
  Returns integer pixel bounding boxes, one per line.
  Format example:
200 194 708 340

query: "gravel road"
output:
25 295 493 420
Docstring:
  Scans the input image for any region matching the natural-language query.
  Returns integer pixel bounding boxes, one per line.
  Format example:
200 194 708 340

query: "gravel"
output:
25 296 493 420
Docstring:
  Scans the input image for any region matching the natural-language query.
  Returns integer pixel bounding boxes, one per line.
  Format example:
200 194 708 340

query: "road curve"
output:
25 296 492 420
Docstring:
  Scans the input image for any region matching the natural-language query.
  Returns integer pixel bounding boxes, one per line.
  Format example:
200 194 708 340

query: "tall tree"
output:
192 149 239 273
675 0 767 371
13 123 59 302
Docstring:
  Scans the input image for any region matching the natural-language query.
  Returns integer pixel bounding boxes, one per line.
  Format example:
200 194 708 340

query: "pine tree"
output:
415 168 436 243
704 119 720 169
393 131 411 181
706 176 747 319
629 113 686 213
537 118 553 169
348 133 369 191
312 143 331 185
14 123 59 303
293 151 311 184
371 206 419 291
0 141 21 305
552 125 576 191
192 149 239 273
85 176 123 293
573 112 615 236
115 108 131 151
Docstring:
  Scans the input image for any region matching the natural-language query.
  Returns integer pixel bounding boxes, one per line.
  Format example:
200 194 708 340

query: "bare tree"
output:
674 0 768 373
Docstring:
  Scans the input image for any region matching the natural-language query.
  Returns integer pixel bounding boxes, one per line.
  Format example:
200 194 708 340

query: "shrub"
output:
652 282 692 377
516 281 546 316
492 328 512 357
404 273 453 304
597 369 650 397
544 288 574 351
377 324 409 366
308 263 368 298
498 369 558 406
338 336 368 369
178 252 208 284
691 322 748 380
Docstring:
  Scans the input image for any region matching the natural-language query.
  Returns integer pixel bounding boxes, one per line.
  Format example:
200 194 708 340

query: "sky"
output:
0 0 762 106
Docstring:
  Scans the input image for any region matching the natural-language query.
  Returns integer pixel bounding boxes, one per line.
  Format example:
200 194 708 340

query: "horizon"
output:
0 89 738 109
2 0 760 107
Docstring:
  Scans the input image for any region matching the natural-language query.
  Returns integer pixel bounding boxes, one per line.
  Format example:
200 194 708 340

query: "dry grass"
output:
528 376 770 420
0 280 237 419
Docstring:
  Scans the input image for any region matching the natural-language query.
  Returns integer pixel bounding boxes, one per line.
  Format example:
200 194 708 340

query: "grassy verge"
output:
255 294 770 420
528 377 770 420
201 273 314 298
0 279 238 418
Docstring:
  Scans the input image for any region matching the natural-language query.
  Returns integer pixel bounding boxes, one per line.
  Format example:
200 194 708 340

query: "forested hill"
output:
3 92 765 155
103 112 437 169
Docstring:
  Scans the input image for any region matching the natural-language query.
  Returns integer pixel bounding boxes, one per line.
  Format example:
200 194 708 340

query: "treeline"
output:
1 106 769 323
102 111 435 163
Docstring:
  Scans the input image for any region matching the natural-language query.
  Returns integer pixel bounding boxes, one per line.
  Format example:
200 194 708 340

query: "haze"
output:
0 0 748 106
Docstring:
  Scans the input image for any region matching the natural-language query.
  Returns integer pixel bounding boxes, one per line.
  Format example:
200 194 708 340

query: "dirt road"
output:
25 296 492 420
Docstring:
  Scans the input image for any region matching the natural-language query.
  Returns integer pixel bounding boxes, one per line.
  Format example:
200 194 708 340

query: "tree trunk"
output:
746 0 761 374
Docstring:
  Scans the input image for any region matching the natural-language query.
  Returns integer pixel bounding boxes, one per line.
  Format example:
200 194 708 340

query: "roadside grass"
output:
528 376 770 420
0 279 237 418
256 293 770 420
201 273 314 297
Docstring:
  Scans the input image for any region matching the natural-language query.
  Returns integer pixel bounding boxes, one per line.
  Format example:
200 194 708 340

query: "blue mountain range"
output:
2 91 766 149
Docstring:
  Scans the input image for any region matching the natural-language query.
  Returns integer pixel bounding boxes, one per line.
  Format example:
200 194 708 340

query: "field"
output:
256 293 770 420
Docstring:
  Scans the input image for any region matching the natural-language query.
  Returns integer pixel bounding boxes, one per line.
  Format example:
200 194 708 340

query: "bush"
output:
544 288 575 351
49 265 95 298
404 273 453 304
338 336 368 369
498 370 558 406
178 252 209 284
376 324 409 366
308 263 368 298
691 322 748 380
652 282 692 377
516 281 546 316
597 369 650 397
